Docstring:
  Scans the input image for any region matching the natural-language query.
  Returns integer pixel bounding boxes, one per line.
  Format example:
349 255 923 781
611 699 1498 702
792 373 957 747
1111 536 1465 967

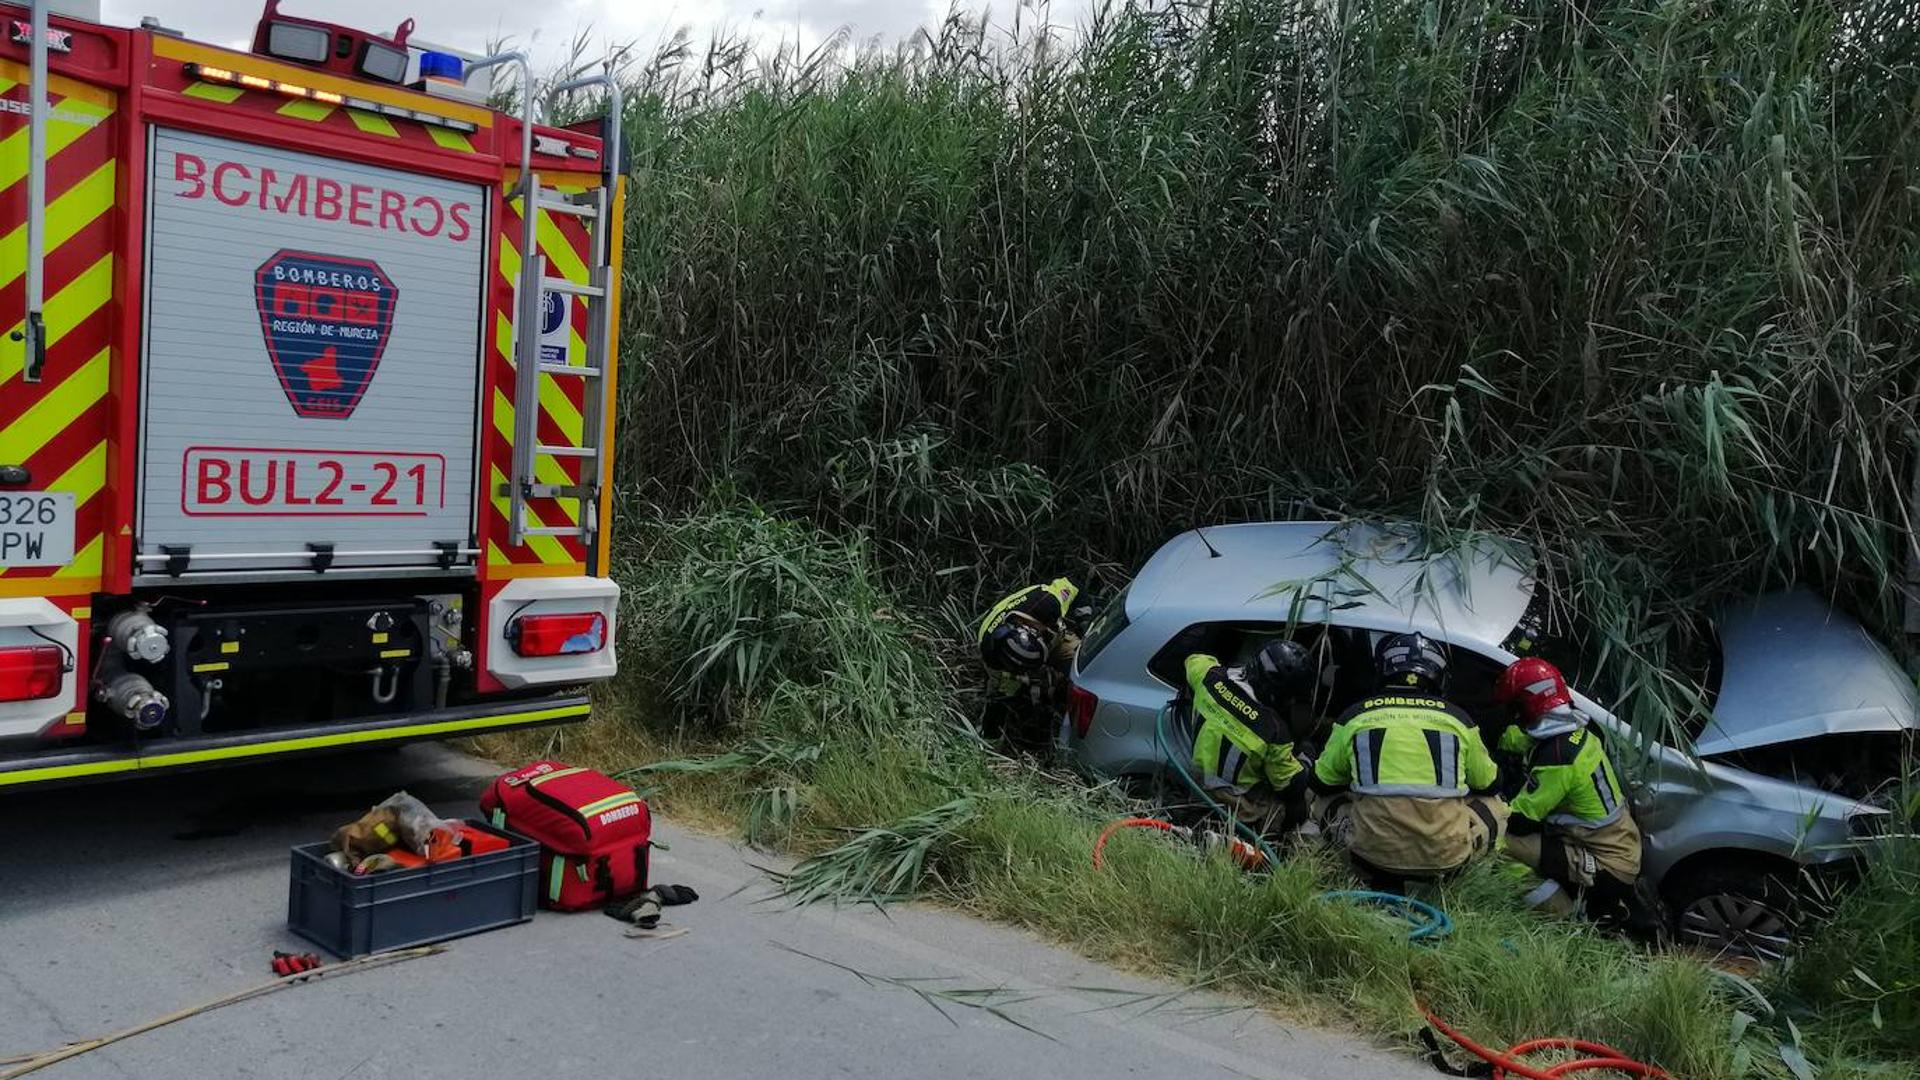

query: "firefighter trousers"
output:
1506 824 1664 939
1215 775 1309 843
1343 793 1508 889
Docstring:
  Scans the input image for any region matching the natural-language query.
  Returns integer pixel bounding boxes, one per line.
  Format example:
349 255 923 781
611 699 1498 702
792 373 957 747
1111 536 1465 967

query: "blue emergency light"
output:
418 50 463 83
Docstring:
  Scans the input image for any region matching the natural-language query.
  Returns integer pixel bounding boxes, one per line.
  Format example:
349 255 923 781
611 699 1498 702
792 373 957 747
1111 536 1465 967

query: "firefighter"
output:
1493 658 1664 938
1184 639 1318 841
1312 632 1506 889
976 578 1080 749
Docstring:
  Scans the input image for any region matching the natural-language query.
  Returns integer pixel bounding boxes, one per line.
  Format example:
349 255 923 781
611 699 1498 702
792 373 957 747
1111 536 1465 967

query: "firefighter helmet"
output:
1245 639 1314 705
1375 632 1447 691
985 622 1049 672
1495 656 1573 723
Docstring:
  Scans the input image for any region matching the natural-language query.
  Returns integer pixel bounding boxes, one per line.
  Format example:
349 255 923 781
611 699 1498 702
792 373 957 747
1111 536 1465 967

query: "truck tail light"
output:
507 612 607 658
0 645 65 702
1067 683 1098 738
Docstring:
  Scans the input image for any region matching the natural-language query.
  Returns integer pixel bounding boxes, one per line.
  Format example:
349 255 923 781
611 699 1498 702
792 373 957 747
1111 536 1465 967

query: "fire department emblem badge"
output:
254 250 399 420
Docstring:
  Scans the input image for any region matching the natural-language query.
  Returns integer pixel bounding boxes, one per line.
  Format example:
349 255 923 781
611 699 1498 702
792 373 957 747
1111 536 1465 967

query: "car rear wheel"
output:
1665 866 1799 963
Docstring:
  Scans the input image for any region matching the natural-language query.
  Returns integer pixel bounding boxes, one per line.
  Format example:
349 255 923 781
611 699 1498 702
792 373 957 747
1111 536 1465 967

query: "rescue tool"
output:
0 0 627 786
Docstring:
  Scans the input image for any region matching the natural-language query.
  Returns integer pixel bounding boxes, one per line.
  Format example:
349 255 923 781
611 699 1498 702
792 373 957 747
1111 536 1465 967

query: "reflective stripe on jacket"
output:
1186 653 1301 792
1509 723 1629 829
1314 692 1497 798
976 578 1078 645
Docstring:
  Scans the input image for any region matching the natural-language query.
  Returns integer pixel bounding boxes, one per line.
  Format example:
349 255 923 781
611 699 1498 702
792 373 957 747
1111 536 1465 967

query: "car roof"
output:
1126 521 1535 652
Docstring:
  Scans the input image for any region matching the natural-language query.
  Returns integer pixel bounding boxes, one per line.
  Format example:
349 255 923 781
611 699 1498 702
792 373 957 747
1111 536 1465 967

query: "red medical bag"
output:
479 761 652 911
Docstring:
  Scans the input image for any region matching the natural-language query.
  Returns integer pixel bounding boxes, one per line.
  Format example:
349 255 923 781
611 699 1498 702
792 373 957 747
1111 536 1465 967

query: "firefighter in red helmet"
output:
1493 657 1665 939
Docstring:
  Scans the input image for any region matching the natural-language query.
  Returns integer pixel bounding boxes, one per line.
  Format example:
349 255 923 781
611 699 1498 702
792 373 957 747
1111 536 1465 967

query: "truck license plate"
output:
182 447 446 517
0 492 75 567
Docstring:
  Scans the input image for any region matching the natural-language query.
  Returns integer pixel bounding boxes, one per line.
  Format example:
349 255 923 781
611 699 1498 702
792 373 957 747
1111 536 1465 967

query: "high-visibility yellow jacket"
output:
1186 654 1302 793
977 578 1079 698
976 578 1077 650
1500 717 1630 828
1315 691 1497 798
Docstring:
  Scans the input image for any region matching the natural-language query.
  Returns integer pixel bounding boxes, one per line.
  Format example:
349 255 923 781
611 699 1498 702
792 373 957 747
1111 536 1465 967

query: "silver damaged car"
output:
1060 521 1915 960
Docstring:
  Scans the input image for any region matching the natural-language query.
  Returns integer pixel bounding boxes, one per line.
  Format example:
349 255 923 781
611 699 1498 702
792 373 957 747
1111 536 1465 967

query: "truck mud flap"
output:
0 696 589 791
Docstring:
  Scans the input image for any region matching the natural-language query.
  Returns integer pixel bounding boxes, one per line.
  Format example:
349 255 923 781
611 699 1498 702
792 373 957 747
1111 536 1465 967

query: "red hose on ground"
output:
1091 817 1180 869
1422 1005 1671 1079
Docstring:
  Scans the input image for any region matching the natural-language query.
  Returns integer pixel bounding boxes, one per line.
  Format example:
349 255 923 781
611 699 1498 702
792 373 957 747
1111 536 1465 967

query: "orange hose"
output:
1091 817 1179 869
1503 1039 1667 1078
1423 1005 1670 1079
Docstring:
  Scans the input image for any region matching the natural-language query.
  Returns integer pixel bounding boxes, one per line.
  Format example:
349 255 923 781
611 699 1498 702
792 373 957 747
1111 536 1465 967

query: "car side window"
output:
1320 627 1377 718
1149 621 1320 687
1146 622 1232 687
1446 646 1511 734
1148 622 1369 745
1338 635 1515 736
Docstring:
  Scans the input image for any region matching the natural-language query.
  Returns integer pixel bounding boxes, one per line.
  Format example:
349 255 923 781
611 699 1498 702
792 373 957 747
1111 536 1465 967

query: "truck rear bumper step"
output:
0 695 590 791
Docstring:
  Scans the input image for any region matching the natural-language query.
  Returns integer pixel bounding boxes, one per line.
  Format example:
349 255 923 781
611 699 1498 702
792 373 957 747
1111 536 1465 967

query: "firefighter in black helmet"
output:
1313 632 1507 889
1185 638 1321 840
976 578 1080 750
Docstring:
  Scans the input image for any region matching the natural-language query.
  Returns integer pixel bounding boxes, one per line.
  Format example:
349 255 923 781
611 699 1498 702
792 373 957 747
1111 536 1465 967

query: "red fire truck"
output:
0 1 624 786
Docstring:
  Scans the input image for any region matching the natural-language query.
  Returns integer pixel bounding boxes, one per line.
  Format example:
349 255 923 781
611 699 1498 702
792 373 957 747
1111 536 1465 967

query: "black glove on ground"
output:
653 883 699 906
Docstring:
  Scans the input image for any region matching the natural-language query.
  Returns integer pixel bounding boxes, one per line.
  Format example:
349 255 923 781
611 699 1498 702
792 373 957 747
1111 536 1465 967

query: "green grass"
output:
488 498 1920 1078
495 0 1920 1072
591 0 1920 749
1780 837 1920 1058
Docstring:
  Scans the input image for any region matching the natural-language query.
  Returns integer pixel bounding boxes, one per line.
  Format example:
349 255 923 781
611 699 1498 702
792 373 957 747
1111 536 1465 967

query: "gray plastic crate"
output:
288 819 540 957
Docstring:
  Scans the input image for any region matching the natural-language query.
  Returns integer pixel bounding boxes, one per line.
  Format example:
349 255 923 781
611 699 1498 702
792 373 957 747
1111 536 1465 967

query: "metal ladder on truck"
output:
470 55 624 551
13 0 51 385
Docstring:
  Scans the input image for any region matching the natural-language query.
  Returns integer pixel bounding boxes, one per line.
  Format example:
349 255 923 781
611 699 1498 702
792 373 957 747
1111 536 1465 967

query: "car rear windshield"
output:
1077 584 1132 669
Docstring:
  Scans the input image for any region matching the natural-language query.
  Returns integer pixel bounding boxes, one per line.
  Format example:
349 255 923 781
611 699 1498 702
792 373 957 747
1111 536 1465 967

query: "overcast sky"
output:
100 0 1093 65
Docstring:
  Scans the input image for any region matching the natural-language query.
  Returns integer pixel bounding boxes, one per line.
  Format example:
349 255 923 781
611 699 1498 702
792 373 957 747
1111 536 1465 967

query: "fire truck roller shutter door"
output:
137 129 485 576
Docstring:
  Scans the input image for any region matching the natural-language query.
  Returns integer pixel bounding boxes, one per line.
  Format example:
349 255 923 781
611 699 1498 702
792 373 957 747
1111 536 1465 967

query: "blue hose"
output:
1154 704 1283 870
1320 889 1453 942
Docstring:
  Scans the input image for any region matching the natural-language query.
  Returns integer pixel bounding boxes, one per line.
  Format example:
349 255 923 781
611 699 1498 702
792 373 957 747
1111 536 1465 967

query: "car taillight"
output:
0 645 64 702
1067 684 1098 738
507 612 607 658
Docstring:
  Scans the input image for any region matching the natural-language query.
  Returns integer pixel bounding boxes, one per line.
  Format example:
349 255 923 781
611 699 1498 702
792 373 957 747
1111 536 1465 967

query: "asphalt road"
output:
0 745 1429 1079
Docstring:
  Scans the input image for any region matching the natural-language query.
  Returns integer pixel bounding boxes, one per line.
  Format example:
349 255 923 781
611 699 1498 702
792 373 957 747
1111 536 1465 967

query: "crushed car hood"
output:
1695 589 1918 758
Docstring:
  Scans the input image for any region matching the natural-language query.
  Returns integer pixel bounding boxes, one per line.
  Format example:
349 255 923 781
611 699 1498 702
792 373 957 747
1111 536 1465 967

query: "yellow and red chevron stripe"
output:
151 36 487 157
0 60 116 598
482 170 604 577
178 78 480 155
